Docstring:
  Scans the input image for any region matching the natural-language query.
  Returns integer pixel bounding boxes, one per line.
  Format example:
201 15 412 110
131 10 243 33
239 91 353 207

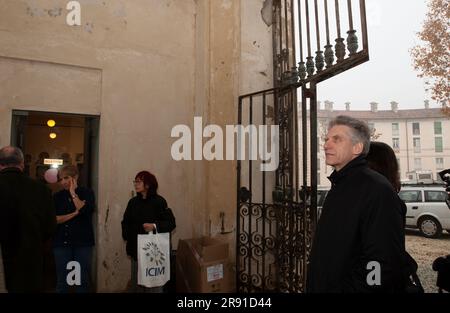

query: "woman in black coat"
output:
367 141 423 293
121 171 175 292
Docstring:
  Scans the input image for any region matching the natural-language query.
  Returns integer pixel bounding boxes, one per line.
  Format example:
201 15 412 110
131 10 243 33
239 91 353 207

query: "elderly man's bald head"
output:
0 146 24 170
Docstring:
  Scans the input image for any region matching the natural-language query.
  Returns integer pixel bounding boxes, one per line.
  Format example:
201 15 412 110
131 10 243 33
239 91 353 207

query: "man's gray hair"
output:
0 146 25 166
328 115 371 156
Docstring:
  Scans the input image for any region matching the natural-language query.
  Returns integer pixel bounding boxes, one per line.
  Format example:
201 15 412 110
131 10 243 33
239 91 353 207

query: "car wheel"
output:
418 216 442 238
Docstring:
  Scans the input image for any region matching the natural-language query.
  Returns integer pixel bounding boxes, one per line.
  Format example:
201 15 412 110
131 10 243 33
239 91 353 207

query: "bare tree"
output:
410 0 450 116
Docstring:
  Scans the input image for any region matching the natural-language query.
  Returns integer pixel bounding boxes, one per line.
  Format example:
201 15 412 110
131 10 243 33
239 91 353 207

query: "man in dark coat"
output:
0 146 56 292
306 116 405 293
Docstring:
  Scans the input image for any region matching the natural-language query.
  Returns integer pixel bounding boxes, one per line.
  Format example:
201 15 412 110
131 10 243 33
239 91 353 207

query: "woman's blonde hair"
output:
59 164 79 178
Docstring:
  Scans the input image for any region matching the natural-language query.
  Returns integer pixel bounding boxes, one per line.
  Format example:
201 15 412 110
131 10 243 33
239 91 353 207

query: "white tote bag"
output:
137 232 170 288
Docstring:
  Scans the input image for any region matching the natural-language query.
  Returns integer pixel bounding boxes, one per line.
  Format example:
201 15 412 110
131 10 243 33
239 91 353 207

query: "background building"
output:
316 100 449 186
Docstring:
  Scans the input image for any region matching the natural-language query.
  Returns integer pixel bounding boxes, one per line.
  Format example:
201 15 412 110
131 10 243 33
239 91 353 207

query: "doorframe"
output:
10 109 101 292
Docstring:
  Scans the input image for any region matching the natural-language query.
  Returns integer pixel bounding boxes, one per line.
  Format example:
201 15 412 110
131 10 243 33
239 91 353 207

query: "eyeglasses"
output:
133 180 143 185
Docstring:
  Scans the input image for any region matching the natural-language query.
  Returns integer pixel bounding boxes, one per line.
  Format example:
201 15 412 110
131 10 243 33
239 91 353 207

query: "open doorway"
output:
10 110 100 292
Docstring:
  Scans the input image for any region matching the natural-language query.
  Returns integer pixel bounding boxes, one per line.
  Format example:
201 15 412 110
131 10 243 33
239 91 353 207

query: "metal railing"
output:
274 0 369 87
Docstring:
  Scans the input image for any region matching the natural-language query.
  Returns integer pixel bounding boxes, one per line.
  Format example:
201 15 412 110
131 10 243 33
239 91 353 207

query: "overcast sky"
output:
317 0 434 111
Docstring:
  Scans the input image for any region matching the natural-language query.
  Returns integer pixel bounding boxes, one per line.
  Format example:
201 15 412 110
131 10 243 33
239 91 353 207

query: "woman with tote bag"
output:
121 171 176 293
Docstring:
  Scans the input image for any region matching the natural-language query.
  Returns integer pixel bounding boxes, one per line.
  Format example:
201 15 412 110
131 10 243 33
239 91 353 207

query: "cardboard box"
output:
176 237 232 293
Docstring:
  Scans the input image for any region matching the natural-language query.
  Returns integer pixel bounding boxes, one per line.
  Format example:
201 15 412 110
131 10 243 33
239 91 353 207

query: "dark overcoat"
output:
0 167 56 292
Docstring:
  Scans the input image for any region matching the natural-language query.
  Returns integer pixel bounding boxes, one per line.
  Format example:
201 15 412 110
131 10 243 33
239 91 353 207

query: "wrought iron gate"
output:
237 0 369 292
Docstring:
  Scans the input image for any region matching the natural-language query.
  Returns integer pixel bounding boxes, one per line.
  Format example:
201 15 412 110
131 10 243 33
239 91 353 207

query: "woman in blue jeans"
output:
53 165 95 293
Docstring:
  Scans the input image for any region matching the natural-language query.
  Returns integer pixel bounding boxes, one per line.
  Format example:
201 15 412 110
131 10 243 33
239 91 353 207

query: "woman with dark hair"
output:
53 165 95 293
366 141 424 293
121 171 175 292
367 141 404 224
366 141 401 192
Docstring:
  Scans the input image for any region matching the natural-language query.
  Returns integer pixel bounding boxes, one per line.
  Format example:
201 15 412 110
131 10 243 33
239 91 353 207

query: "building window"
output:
392 123 399 136
412 122 420 135
317 158 321 171
434 121 442 135
436 157 444 170
435 137 443 153
397 158 401 172
317 172 320 185
414 158 421 170
392 138 400 150
413 138 421 153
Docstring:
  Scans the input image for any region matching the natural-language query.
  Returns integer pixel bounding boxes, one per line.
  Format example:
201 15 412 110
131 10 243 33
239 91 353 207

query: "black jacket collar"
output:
0 167 23 175
328 155 367 185
136 192 157 201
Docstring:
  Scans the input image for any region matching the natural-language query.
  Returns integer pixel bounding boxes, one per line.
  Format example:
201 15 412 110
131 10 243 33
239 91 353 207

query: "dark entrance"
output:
10 110 100 292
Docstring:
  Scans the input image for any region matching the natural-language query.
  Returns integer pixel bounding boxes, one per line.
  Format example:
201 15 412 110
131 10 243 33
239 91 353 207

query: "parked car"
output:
399 185 450 238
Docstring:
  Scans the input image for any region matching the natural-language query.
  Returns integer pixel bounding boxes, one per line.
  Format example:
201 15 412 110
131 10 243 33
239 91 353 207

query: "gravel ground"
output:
405 229 450 293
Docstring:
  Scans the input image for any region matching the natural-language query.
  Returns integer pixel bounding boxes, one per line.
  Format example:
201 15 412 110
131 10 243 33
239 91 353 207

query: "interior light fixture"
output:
47 119 56 127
